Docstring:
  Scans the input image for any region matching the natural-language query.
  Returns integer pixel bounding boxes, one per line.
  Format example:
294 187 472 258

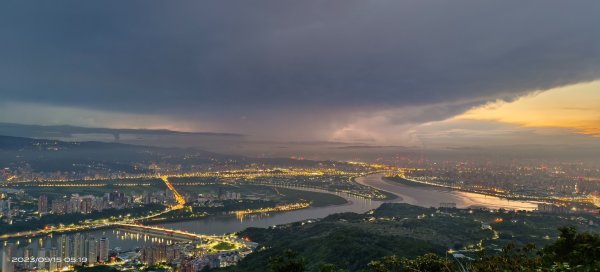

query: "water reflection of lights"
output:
236 212 271 222
112 229 174 245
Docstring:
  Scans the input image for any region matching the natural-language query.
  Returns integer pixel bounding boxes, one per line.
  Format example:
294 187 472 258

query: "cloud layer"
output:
2 1 600 142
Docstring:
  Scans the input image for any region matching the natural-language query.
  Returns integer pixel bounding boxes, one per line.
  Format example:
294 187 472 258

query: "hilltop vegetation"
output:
235 221 444 271
368 227 600 272
218 203 599 272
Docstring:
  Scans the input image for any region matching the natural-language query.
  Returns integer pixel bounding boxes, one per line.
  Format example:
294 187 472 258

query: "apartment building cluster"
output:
1 234 110 272
37 190 175 216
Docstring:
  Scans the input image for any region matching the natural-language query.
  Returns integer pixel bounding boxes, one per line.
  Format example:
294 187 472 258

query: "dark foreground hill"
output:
219 203 599 272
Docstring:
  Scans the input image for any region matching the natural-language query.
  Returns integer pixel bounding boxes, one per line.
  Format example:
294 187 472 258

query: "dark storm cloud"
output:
1 1 600 120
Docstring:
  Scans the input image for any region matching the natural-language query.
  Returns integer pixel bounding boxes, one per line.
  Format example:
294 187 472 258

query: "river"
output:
162 174 538 235
356 173 539 210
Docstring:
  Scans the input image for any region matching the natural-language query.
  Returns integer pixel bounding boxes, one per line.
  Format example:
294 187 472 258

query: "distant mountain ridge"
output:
0 122 243 140
0 134 135 150
0 135 228 174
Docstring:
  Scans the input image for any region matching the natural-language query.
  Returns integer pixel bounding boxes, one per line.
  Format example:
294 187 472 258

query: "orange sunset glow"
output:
457 81 600 136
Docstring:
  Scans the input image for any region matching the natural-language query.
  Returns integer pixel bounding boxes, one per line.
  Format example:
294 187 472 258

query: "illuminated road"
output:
161 175 186 209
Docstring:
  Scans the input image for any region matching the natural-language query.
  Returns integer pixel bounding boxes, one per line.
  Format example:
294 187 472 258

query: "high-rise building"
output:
49 247 59 272
0 200 11 219
80 198 94 214
141 245 168 265
2 243 16 272
59 234 71 268
109 191 125 204
38 248 48 271
98 237 109 263
38 195 48 214
51 199 67 215
22 247 33 271
66 198 81 214
537 203 570 214
73 233 86 264
86 237 98 265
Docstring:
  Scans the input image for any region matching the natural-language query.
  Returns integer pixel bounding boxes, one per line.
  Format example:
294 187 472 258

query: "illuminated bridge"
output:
116 223 202 242
114 223 244 249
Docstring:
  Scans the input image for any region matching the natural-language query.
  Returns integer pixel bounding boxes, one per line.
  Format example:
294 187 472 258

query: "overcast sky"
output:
1 1 600 146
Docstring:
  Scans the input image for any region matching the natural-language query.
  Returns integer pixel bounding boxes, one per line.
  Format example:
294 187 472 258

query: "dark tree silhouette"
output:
268 250 307 272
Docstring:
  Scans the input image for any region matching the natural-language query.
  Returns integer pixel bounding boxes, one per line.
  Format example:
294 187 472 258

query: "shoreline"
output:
354 175 403 202
357 173 539 211
384 176 546 204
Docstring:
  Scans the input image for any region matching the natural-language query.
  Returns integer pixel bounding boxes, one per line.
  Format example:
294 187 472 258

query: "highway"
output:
160 175 186 209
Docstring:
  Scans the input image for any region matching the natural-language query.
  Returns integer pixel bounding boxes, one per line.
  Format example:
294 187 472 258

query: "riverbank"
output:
350 175 399 201
385 175 544 203
354 174 402 202
356 173 538 210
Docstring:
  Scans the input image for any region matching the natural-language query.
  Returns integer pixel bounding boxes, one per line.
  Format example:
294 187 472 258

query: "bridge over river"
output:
114 223 247 250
